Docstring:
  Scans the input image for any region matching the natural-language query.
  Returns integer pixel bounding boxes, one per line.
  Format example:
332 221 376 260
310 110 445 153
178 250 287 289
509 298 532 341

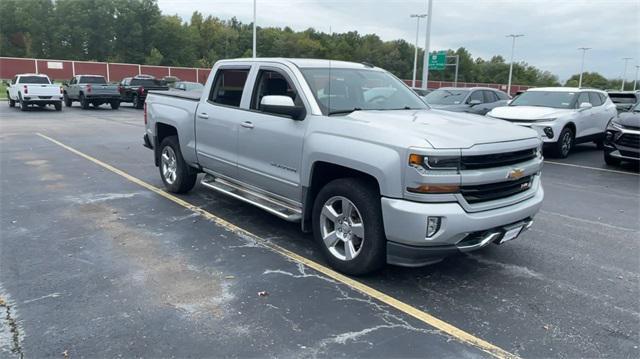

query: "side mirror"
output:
469 99 482 106
62 81 68 86
260 95 305 120
579 102 592 110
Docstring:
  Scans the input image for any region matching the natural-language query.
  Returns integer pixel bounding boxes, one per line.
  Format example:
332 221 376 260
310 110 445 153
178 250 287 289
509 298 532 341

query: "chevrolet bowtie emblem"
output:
507 168 525 180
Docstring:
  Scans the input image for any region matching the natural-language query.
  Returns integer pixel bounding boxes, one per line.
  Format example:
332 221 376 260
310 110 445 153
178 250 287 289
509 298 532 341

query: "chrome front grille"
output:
461 176 533 204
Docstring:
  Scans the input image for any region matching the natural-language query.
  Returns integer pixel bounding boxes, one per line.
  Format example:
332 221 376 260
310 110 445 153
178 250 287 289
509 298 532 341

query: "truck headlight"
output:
409 154 460 170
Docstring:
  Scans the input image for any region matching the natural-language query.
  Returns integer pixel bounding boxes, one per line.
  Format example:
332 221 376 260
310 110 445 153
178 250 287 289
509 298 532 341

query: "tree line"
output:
0 0 622 88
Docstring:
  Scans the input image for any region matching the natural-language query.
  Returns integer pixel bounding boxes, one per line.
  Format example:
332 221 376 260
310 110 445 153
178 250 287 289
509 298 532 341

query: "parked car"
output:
143 58 543 275
604 102 640 165
173 81 204 92
118 75 169 109
63 75 120 109
411 87 432 98
487 87 617 158
423 87 510 115
6 73 62 111
607 91 639 113
163 75 180 88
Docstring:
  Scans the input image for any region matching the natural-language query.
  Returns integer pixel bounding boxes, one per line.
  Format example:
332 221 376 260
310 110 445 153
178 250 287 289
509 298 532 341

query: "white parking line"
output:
544 160 639 176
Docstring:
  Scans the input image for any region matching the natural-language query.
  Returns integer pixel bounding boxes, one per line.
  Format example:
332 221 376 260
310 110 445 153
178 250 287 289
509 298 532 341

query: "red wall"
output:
109 63 139 82
170 68 197 82
140 65 169 78
0 57 36 79
74 62 108 79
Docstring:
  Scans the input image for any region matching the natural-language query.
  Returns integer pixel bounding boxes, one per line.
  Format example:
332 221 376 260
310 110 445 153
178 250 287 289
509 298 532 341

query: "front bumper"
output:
382 184 543 267
23 96 63 104
86 94 120 101
604 125 640 162
515 121 562 143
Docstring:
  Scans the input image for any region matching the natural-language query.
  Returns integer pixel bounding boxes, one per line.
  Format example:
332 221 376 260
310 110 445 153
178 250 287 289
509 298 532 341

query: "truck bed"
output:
148 90 201 101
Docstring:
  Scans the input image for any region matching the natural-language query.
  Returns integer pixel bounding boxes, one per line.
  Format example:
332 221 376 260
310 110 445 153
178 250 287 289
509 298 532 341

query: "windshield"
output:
300 68 427 115
131 78 164 87
510 91 576 109
423 89 469 105
20 76 50 84
80 76 106 84
608 94 637 104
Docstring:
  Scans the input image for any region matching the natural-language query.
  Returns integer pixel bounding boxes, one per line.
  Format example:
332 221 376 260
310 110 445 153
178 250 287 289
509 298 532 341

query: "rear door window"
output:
483 90 498 103
468 91 484 103
208 68 250 107
588 92 603 106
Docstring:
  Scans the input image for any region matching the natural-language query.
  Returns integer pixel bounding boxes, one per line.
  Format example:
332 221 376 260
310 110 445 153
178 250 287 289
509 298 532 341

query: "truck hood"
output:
428 104 469 112
488 106 575 121
345 109 538 149
616 111 640 127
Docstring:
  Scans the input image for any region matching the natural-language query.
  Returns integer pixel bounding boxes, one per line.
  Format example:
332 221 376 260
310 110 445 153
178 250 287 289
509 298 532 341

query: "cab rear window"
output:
19 76 50 84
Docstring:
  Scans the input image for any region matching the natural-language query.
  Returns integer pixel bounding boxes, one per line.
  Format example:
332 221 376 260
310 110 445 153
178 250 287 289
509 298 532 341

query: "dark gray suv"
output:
424 87 510 115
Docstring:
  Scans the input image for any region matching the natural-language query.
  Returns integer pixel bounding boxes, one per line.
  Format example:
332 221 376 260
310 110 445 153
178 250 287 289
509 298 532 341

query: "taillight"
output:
23 85 28 94
59 86 63 94
118 86 123 93
86 84 92 93
144 102 148 125
138 86 144 94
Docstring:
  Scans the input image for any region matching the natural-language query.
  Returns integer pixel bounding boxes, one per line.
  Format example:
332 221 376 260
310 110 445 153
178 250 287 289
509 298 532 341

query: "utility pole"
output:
421 0 433 90
410 14 427 87
454 55 459 87
252 0 257 58
577 47 591 88
634 65 639 91
506 34 524 96
621 57 632 91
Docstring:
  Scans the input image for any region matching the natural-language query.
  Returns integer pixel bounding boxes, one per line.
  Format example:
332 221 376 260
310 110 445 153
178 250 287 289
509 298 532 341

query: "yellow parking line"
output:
544 160 639 176
36 132 519 359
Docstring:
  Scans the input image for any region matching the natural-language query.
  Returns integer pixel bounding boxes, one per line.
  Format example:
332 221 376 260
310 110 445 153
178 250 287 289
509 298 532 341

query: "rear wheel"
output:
80 94 89 109
54 101 62 111
133 94 143 109
64 93 72 107
158 136 198 193
312 178 386 275
552 127 574 158
19 95 27 111
110 101 120 110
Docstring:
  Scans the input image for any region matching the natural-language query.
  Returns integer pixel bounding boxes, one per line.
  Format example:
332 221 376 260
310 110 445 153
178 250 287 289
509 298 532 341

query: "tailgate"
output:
90 85 119 96
26 85 60 97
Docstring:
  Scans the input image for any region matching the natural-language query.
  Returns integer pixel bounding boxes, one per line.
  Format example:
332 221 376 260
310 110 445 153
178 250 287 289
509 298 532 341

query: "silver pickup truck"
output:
144 58 544 275
63 75 121 109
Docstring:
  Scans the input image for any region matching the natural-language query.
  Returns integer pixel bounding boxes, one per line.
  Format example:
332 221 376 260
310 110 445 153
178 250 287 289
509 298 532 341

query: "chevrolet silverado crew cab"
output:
63 75 121 109
7 73 63 111
144 58 544 275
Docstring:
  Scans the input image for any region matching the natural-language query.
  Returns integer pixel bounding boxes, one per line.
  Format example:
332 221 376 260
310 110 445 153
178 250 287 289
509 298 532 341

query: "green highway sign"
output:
428 51 446 70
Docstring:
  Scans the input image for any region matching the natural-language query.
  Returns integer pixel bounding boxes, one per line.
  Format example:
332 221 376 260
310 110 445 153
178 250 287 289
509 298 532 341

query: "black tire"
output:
594 139 604 150
312 178 386 275
8 93 15 107
19 95 27 112
64 93 72 107
110 101 120 110
158 136 197 193
80 94 89 109
133 94 143 109
54 101 62 111
604 151 621 166
552 127 574 158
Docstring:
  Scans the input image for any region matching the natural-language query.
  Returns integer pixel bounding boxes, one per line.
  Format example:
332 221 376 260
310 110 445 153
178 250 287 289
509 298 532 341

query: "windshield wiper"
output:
328 108 362 116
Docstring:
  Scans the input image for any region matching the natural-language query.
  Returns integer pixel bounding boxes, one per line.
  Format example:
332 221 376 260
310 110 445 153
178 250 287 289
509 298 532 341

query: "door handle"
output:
197 113 209 119
241 121 254 129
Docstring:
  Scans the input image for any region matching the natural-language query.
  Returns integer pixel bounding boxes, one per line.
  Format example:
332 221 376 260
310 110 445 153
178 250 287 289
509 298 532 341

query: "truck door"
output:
236 64 308 202
195 66 252 178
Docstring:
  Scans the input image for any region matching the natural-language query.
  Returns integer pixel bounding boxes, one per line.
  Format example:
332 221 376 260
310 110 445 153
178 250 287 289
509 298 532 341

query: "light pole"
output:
410 14 427 87
421 0 433 90
577 47 591 88
621 57 632 91
252 0 257 58
634 65 639 91
506 34 524 96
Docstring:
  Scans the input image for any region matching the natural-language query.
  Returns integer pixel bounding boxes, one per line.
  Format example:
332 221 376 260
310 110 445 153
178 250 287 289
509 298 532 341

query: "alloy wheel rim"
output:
161 146 178 185
561 132 572 156
320 196 365 261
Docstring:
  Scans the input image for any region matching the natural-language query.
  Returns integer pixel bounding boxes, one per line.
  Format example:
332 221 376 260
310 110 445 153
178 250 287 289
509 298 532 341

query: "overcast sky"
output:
157 0 640 83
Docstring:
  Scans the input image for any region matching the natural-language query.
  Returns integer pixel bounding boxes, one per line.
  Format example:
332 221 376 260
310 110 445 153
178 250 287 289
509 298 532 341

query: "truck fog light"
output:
543 127 554 139
426 217 441 238
605 131 613 142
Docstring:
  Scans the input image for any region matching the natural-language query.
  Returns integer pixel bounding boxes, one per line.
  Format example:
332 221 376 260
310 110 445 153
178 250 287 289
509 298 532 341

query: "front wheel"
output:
312 178 386 275
133 94 143 109
158 136 198 193
110 101 120 110
552 127 574 158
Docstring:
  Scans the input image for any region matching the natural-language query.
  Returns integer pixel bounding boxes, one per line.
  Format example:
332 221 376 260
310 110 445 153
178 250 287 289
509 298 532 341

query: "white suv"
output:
487 87 617 158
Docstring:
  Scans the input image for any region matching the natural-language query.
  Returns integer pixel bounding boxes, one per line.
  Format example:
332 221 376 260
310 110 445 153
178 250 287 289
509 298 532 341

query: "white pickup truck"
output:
144 58 544 275
7 73 63 111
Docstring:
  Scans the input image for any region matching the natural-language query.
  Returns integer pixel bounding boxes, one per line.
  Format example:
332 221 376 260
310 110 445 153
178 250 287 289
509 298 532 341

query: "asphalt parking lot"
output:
1 103 639 358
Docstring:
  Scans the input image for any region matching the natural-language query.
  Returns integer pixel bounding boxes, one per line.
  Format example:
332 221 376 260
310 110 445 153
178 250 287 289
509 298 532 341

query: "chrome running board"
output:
201 175 302 222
